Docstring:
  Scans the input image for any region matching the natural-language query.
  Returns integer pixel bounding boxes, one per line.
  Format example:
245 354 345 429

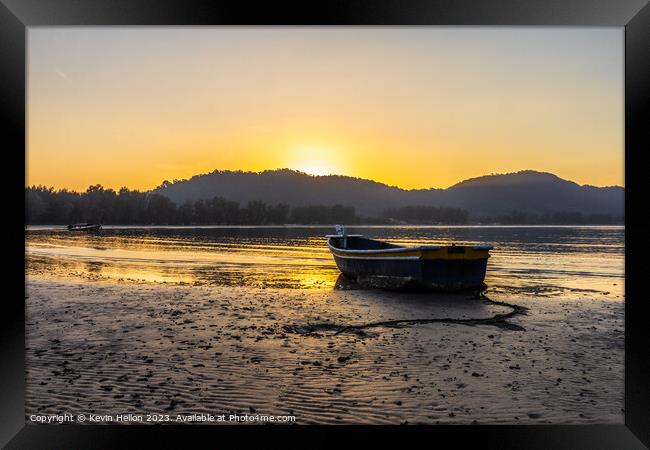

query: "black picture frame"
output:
3 0 649 447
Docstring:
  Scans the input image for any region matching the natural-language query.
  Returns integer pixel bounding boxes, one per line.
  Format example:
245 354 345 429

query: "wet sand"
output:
25 275 624 424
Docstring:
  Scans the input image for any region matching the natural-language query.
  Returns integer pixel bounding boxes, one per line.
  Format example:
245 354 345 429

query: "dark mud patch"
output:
284 295 528 336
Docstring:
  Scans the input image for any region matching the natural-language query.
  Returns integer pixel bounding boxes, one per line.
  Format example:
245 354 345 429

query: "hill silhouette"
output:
152 169 624 219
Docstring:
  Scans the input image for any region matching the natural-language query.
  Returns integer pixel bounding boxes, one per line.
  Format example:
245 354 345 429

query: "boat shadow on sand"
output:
284 274 528 337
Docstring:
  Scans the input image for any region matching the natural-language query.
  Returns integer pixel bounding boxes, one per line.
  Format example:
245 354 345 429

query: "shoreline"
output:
27 224 625 230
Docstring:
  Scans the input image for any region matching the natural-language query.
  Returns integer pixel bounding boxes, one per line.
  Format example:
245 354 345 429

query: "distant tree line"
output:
382 206 470 224
25 186 623 226
25 185 357 225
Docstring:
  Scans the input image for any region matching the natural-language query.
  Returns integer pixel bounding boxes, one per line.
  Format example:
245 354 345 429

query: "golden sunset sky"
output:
27 27 623 191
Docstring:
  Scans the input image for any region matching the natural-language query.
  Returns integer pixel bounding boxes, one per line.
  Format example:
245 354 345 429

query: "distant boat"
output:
67 223 102 232
327 225 492 291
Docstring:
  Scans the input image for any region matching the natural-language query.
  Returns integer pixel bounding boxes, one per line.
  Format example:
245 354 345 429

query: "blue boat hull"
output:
332 254 489 291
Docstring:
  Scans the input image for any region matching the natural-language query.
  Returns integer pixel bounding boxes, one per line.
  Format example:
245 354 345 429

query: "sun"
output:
289 146 340 177
296 164 334 176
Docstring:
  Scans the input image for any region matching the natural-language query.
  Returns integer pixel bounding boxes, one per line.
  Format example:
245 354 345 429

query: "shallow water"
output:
26 225 624 299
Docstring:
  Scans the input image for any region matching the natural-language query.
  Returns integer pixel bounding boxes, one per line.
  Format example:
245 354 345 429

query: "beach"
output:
25 226 624 424
26 278 623 424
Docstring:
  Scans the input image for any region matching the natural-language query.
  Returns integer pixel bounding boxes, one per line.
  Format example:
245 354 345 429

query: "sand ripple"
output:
26 278 624 424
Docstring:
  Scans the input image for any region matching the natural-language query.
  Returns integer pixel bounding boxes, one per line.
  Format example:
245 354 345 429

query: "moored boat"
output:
327 226 492 291
67 223 102 232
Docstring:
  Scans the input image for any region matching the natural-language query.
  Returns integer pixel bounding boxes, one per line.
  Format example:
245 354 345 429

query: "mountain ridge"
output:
151 169 624 218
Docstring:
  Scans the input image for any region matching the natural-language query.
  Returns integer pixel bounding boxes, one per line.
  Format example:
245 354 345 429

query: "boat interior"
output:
328 235 492 253
328 235 402 251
